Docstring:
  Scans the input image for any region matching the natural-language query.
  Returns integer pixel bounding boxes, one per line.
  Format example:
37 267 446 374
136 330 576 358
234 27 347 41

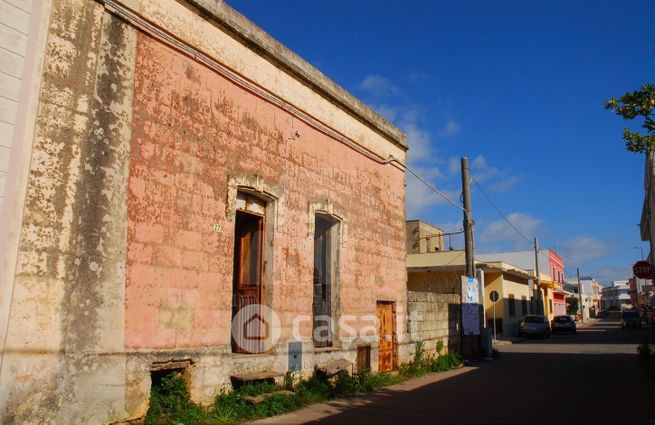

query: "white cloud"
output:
491 175 521 192
405 172 459 219
372 104 398 122
438 120 461 137
454 154 521 193
560 236 611 267
407 71 430 83
588 264 632 286
358 75 401 97
478 212 541 247
404 122 432 164
448 157 460 175
471 155 501 181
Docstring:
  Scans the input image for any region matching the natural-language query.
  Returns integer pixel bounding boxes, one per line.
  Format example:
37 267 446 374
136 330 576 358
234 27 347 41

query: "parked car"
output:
519 315 551 338
597 310 609 318
621 310 642 330
551 315 576 334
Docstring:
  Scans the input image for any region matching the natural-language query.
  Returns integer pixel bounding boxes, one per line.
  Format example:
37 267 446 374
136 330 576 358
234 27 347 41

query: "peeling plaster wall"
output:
1 0 137 422
1 0 408 422
0 0 53 417
125 30 408 403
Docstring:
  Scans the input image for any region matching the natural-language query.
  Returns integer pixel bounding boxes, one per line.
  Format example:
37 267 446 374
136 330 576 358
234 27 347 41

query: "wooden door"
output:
377 302 395 372
232 210 264 353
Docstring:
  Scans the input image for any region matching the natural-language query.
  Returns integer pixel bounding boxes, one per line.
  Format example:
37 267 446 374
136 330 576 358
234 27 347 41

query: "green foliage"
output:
356 370 402 392
283 371 298 390
435 339 444 355
144 346 465 424
294 374 332 402
399 341 430 377
605 83 655 153
332 371 360 397
566 297 579 316
414 341 425 363
144 372 207 425
431 355 450 372
399 342 464 378
446 351 463 367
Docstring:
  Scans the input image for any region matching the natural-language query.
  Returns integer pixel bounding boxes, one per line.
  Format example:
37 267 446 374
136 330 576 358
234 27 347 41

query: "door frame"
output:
376 300 397 371
232 192 268 354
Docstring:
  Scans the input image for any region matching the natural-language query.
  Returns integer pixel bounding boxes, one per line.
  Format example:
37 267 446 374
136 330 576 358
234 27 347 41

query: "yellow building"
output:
483 262 533 337
538 275 559 322
407 250 533 338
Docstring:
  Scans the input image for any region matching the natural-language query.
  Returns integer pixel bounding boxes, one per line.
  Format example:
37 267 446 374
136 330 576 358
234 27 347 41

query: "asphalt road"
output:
255 314 655 425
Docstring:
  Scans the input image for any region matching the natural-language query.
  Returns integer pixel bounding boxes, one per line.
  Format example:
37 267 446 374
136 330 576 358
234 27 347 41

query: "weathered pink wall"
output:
126 33 406 349
549 250 565 283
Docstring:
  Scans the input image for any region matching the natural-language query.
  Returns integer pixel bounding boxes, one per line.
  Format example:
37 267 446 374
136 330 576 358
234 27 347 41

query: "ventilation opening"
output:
151 368 187 391
149 360 192 391
356 345 371 374
146 361 194 422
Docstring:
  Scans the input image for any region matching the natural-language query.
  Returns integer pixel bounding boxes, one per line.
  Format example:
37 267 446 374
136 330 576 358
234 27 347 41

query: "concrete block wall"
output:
407 291 461 357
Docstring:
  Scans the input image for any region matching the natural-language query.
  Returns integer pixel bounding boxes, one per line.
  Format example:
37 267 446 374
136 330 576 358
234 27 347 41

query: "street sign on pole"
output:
489 291 499 303
489 290 499 341
633 260 653 279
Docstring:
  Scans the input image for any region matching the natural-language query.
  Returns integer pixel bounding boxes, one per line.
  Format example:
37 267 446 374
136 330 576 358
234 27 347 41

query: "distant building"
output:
566 277 603 319
406 219 446 254
476 249 567 321
406 240 532 339
601 280 632 311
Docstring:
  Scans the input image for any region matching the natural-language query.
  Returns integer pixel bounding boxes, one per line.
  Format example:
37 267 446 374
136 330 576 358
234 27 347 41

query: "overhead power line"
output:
471 175 533 246
404 165 468 216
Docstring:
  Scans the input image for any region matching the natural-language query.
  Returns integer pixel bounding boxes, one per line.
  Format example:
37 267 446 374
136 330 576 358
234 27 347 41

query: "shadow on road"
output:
305 351 653 425
302 318 655 425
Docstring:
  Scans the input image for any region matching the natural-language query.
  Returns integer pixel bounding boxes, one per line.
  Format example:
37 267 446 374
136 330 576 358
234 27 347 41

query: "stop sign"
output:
633 260 653 279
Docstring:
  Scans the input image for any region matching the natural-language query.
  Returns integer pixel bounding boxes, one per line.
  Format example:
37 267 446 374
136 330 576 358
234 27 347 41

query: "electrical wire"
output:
472 176 556 271
405 165 469 217
471 175 533 246
418 230 465 240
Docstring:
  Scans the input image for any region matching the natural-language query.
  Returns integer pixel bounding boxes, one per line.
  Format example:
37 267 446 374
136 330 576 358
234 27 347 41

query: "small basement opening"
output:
150 367 188 392
145 361 194 422
150 359 192 390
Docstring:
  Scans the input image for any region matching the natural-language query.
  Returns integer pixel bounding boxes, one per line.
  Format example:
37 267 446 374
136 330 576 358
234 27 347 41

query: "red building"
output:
549 250 568 317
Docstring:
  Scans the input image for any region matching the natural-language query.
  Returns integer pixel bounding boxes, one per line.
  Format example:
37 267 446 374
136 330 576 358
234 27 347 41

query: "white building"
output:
601 280 632 311
565 276 602 319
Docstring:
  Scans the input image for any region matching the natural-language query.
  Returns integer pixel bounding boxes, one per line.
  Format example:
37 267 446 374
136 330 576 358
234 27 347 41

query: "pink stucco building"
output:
0 1 409 422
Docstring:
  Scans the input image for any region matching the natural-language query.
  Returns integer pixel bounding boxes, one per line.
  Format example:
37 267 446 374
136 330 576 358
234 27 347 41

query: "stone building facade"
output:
0 0 409 422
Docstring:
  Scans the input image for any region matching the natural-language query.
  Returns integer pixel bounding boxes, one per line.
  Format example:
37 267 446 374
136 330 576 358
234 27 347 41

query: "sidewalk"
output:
245 366 478 425
576 318 601 328
492 336 523 346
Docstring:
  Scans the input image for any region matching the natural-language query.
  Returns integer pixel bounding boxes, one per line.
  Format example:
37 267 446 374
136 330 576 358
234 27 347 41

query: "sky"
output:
227 0 655 285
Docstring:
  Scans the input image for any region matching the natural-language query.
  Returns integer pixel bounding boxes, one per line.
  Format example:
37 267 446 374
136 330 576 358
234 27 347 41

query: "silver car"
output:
519 315 551 338
551 315 576 334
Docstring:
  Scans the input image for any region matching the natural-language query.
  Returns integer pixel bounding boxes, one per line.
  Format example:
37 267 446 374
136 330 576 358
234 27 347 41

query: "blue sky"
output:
227 0 655 284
